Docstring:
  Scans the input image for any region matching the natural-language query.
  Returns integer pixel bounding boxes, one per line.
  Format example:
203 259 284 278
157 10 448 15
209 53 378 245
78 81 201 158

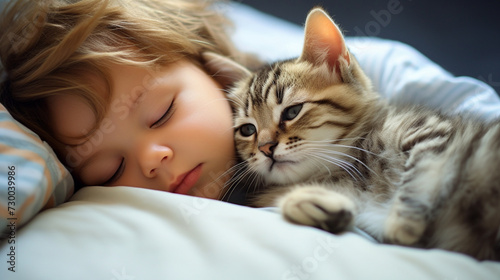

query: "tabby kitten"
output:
204 8 500 261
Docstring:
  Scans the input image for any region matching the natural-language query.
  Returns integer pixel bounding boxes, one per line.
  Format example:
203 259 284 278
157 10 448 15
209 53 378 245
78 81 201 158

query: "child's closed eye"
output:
151 100 176 128
104 158 125 185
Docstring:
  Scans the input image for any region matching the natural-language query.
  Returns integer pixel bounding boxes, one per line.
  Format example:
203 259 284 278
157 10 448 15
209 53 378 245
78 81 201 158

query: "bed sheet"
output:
1 186 499 280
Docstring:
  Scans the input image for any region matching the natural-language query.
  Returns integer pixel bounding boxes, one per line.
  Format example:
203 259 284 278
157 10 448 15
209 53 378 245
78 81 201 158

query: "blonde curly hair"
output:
0 0 254 155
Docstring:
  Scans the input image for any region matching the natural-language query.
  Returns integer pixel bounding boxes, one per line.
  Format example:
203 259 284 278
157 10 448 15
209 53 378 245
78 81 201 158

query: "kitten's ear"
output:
299 8 350 71
202 52 252 88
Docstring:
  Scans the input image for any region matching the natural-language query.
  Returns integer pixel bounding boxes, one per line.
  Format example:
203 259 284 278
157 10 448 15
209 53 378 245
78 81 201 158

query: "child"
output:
0 0 259 200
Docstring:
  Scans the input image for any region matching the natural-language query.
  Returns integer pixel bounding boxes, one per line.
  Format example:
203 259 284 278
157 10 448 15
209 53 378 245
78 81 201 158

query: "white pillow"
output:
2 186 498 280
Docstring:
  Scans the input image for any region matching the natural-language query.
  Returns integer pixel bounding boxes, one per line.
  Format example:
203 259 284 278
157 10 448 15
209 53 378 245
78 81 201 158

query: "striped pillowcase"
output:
0 104 74 236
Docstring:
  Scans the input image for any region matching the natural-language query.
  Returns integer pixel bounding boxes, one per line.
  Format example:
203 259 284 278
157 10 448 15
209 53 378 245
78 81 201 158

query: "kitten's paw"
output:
279 187 355 233
384 211 426 245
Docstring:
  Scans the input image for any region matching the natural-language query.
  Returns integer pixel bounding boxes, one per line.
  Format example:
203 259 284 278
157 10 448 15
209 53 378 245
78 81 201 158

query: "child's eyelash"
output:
104 159 125 185
151 100 176 128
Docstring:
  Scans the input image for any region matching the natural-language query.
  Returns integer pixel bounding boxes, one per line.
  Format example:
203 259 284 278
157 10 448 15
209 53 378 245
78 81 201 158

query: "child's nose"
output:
138 143 173 178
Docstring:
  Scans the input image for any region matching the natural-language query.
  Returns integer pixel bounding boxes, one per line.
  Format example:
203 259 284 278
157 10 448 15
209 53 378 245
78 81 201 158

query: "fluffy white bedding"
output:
1 2 500 280
4 186 500 280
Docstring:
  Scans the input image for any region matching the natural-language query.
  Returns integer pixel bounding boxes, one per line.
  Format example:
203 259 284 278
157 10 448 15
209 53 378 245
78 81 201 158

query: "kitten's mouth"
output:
269 159 296 171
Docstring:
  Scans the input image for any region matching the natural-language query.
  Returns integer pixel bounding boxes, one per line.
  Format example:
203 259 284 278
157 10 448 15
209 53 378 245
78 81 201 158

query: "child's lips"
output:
170 164 203 195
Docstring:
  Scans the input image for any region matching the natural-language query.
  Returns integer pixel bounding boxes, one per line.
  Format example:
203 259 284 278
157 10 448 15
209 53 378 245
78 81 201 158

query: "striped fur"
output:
219 8 500 261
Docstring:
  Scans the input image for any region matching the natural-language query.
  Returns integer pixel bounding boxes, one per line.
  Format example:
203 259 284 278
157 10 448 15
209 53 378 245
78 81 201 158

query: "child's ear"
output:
202 52 252 88
299 8 350 71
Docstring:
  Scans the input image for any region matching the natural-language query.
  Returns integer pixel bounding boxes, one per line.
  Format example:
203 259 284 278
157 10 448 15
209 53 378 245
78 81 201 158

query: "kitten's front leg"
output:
384 194 428 246
278 185 356 234
384 117 454 246
384 159 442 245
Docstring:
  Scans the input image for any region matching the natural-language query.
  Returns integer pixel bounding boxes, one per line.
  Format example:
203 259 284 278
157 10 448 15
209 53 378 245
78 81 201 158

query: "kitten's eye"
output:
239 124 256 137
282 104 303 121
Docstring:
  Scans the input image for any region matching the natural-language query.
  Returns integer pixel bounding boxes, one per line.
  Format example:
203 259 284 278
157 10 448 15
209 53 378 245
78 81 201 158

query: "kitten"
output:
203 8 500 261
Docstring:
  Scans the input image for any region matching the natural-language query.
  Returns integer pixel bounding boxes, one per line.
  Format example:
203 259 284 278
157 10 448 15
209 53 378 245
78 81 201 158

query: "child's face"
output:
48 60 236 199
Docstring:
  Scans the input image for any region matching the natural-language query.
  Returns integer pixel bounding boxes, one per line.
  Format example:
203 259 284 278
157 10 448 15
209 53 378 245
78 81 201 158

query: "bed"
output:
1 2 500 279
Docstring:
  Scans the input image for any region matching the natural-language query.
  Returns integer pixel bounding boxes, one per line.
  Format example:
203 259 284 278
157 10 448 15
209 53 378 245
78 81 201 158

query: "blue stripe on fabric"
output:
0 159 48 221
0 129 48 157
0 158 47 192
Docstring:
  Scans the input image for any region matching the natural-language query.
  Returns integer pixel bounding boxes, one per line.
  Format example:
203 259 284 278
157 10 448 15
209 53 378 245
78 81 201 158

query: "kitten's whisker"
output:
331 144 386 158
228 99 245 109
322 155 364 179
308 155 333 177
220 91 243 106
225 164 252 189
219 160 255 201
309 152 362 181
247 170 263 196
314 155 359 182
225 163 263 200
331 151 379 178
308 147 379 178
223 171 255 201
225 92 246 108
304 141 386 159
217 160 247 183
309 154 350 179
306 137 367 143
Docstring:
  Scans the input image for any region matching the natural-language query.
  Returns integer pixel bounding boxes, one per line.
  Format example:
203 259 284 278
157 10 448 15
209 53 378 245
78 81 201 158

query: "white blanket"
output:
3 186 499 280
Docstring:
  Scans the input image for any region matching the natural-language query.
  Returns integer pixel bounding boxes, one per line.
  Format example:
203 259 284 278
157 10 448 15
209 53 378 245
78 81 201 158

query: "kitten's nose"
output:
259 142 278 158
